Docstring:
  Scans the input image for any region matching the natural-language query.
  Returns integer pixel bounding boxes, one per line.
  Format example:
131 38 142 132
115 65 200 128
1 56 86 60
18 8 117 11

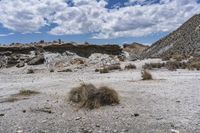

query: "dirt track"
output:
0 64 200 133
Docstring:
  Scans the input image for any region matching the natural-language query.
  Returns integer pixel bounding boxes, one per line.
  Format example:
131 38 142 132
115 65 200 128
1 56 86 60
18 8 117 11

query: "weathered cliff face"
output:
41 43 122 58
142 14 200 59
0 43 122 68
0 43 122 58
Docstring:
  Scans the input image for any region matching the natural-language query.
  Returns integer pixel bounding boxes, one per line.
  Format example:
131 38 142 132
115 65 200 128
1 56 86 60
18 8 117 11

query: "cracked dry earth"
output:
0 66 200 133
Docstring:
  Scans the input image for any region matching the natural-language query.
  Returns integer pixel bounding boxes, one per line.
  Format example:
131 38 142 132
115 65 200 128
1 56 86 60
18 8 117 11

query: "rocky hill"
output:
142 14 200 59
123 43 149 61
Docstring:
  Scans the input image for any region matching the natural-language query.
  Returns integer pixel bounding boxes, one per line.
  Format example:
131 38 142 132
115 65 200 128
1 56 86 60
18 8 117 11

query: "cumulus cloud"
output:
0 0 200 39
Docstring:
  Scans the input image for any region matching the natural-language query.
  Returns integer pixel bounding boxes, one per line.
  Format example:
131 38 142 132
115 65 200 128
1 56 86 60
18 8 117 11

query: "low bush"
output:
125 64 136 69
18 90 40 96
143 63 165 70
141 70 152 80
68 84 120 109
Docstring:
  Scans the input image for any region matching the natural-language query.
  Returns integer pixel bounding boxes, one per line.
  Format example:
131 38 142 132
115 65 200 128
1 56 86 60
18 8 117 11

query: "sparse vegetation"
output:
141 69 153 80
18 90 40 96
125 64 136 69
68 83 119 109
143 63 165 70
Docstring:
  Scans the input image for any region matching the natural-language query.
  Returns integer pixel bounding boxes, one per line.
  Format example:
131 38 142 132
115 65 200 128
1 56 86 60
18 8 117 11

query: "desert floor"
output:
0 60 200 133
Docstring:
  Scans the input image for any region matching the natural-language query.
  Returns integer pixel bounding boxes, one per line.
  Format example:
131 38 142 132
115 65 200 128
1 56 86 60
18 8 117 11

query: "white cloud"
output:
0 33 14 37
0 0 200 39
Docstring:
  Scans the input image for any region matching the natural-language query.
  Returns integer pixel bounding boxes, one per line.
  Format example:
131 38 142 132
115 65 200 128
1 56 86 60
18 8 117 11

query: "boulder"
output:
28 54 45 65
16 61 25 68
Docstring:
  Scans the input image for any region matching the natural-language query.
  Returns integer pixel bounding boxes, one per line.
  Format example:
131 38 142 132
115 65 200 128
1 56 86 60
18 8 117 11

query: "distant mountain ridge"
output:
123 42 149 60
142 14 200 59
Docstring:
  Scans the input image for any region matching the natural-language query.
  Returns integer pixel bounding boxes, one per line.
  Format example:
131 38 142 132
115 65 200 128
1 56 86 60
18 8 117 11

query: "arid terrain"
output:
0 58 200 133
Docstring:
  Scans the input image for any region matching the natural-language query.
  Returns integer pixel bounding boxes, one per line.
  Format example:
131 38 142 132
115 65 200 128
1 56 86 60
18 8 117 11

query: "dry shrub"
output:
143 63 165 70
69 84 96 103
125 64 136 69
165 61 187 71
68 84 119 109
141 70 152 80
99 68 109 73
18 90 40 96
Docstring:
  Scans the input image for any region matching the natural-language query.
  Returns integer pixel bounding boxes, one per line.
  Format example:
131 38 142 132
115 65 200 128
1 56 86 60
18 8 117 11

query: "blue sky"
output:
0 0 200 45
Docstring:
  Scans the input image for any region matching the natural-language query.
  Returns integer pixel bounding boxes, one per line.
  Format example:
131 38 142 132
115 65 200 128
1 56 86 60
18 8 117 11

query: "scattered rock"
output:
22 110 26 113
96 124 100 127
31 107 53 114
75 117 82 120
28 54 44 65
133 113 139 117
57 69 72 72
16 129 23 133
113 129 118 133
70 58 85 65
16 61 25 68
171 129 180 133
121 129 128 132
0 113 5 116
27 69 34 74
156 117 163 120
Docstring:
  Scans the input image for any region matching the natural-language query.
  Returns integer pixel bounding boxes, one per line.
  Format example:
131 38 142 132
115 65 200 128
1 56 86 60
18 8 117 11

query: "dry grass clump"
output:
143 63 165 70
18 90 40 96
125 64 136 69
141 69 153 80
69 84 96 103
68 84 119 109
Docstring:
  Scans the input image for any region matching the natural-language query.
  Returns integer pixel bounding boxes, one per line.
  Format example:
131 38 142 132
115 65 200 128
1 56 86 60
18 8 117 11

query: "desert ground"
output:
0 59 200 133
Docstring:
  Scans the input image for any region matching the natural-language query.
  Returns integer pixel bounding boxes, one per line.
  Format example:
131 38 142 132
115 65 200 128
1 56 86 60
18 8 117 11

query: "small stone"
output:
156 117 163 120
96 124 100 127
0 113 5 116
121 129 128 132
22 110 26 113
16 130 23 133
171 129 180 133
113 129 118 133
75 117 81 120
176 100 181 103
134 113 139 117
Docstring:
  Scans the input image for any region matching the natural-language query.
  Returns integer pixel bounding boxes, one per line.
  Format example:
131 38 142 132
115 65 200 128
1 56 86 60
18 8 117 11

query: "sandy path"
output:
0 67 200 133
